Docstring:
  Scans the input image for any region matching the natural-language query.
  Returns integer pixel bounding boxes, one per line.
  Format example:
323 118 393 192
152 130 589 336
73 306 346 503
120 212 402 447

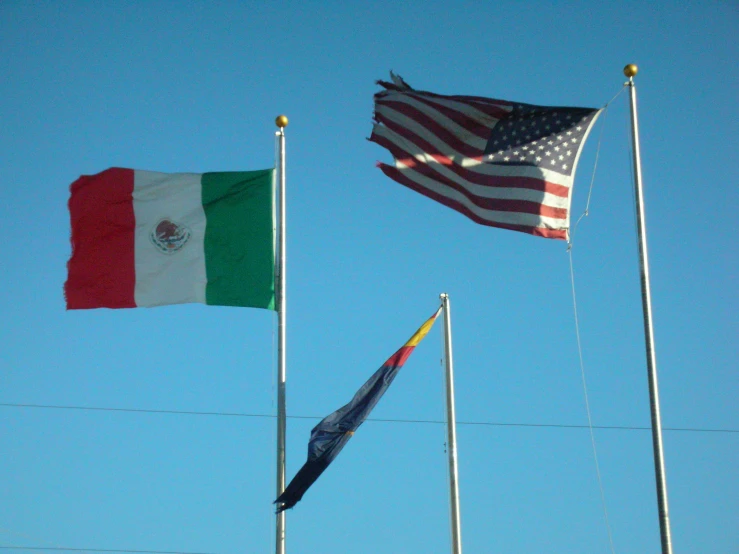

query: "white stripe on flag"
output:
375 101 489 152
382 90 507 128
394 159 567 230
375 128 570 208
133 171 208 307
372 123 574 187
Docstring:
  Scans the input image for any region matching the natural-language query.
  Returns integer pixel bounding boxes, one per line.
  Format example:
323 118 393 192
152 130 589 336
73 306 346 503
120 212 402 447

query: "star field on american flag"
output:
483 103 599 177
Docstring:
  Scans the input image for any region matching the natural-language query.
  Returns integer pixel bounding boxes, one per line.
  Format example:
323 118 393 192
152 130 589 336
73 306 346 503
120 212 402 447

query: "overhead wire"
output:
0 548 218 554
1 403 735 433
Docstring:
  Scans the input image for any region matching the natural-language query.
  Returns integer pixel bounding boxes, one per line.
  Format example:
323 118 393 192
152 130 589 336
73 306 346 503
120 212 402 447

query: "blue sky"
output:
1 1 737 553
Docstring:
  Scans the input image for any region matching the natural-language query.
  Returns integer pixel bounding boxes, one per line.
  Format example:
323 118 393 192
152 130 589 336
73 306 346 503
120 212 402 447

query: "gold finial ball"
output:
623 64 639 78
275 115 289 128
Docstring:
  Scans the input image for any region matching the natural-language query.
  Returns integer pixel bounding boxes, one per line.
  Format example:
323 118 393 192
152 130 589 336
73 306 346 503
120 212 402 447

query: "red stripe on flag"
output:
396 95 495 141
65 167 137 309
370 130 570 199
382 345 416 369
399 156 567 218
378 163 568 240
408 93 511 119
408 92 513 111
376 85 513 118
372 137 568 219
375 101 482 159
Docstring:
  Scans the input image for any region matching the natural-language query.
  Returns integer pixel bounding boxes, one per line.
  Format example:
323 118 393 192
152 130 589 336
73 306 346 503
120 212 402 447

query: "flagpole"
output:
623 65 673 554
440 293 463 554
275 114 288 554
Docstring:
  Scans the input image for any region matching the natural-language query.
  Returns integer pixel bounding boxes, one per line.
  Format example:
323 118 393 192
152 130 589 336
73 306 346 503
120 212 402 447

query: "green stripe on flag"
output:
202 169 275 310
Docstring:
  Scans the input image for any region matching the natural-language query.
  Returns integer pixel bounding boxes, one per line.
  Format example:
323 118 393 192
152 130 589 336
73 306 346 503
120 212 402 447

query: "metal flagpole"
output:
623 64 673 554
440 293 463 554
275 114 288 554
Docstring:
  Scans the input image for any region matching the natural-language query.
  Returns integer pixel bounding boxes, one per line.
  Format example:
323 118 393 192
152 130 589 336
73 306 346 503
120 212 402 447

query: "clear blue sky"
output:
1 1 737 553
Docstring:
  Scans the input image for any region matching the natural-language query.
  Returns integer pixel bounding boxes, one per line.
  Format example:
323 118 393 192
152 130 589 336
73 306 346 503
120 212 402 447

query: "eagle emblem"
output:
149 218 191 254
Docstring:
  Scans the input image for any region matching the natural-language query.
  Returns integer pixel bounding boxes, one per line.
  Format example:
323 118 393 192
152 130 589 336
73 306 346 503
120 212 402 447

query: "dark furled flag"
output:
274 308 441 512
370 73 601 240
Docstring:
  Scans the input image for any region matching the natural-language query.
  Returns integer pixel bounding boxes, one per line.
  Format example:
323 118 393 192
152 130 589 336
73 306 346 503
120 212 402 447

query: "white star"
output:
550 159 557 165
536 156 542 162
522 146 528 150
519 156 526 161
504 156 510 161
498 150 504 155
567 150 572 156
548 140 554 145
572 138 578 143
576 126 583 131
554 146 560 151
545 151 551 156
559 155 564 160
557 135 563 141
563 142 569 147
513 151 520 156
562 163 568 170
539 145 545 150
567 131 573 135
488 154 494 160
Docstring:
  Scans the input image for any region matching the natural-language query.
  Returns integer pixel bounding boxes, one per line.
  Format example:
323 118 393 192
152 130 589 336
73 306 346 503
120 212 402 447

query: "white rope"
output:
569 86 627 245
563 85 627 554
568 249 616 554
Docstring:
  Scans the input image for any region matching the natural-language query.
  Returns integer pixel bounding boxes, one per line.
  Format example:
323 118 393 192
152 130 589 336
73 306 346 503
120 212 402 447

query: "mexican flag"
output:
65 167 275 310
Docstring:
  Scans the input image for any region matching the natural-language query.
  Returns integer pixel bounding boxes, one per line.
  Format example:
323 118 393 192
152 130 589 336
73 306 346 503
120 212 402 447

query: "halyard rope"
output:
565 85 627 554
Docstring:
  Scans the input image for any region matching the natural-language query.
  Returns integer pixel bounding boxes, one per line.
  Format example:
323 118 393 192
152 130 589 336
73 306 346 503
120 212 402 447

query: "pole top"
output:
275 115 289 128
623 64 638 78
439 293 448 300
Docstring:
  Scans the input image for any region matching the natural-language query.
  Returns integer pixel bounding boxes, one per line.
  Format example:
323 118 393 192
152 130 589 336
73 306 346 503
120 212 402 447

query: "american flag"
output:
370 74 601 240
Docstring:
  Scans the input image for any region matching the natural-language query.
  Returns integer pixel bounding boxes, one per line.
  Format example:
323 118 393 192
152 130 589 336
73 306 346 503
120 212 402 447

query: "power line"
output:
1 403 273 419
1 403 736 434
0 545 213 554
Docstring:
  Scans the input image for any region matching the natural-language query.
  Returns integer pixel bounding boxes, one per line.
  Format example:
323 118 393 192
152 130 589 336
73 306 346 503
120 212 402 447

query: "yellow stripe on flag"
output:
404 307 442 347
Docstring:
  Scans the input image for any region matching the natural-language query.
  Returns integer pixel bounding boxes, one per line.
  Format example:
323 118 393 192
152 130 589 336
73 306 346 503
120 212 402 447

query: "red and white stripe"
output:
370 82 594 239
